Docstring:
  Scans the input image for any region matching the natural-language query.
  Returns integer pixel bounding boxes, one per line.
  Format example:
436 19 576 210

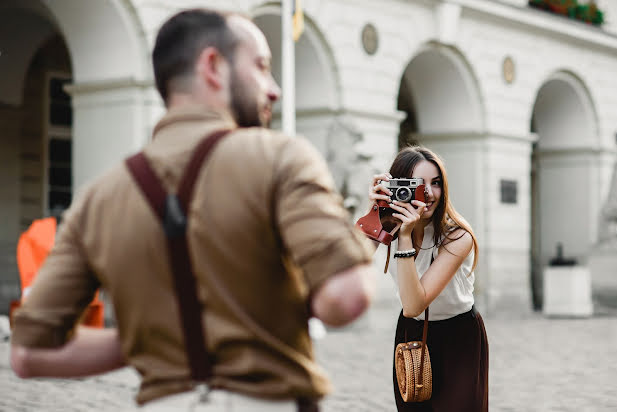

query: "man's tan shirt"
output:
11 106 373 404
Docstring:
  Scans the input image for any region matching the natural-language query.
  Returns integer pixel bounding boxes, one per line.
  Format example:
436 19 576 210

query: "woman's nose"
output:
425 185 433 199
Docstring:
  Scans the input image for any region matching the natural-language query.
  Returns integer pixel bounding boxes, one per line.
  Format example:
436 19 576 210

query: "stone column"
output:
589 156 617 305
417 131 536 315
65 78 163 191
339 109 404 220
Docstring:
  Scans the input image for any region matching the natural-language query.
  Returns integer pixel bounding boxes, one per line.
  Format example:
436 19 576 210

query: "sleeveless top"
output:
382 222 475 321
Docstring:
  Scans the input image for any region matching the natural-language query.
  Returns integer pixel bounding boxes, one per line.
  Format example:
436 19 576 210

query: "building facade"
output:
1 0 616 315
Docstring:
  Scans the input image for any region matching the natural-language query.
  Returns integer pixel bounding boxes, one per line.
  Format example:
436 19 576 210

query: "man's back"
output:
10 10 377 410
12 105 373 404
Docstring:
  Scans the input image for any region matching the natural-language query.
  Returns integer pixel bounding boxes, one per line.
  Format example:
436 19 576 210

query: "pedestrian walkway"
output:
2 284 617 411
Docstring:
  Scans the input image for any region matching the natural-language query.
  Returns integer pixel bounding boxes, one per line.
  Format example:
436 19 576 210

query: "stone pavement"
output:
2 277 617 411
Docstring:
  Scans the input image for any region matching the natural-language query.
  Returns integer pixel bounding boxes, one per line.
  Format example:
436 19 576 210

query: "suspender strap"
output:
125 154 166 221
125 129 231 382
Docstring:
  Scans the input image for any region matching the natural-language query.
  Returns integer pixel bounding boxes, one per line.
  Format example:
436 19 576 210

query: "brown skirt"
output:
392 306 489 412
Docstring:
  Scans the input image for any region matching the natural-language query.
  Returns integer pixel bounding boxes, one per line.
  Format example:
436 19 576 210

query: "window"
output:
46 74 73 216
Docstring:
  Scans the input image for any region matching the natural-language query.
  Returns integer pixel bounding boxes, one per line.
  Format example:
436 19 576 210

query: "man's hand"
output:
11 326 125 379
311 264 375 327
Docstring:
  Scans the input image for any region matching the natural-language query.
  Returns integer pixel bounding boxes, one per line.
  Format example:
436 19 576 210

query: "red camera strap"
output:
355 205 401 246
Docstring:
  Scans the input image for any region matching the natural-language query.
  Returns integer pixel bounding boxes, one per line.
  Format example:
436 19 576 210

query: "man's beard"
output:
229 71 267 128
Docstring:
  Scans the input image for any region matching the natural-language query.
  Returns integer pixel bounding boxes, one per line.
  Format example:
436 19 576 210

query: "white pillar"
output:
417 132 536 315
281 0 296 136
66 79 163 191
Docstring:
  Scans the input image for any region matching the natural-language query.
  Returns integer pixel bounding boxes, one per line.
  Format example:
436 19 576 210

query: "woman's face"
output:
411 160 442 221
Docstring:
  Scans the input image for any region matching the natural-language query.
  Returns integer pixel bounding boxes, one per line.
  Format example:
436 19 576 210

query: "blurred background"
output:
2 0 617 318
2 1 617 410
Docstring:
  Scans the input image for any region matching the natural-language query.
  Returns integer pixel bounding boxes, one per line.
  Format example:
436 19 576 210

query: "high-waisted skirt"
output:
392 306 489 412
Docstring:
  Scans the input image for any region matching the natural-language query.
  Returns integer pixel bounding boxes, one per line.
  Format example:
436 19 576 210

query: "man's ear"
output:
196 47 227 90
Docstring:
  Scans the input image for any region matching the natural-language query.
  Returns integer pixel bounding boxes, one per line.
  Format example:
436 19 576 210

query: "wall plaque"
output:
500 179 518 204
361 23 378 56
503 56 515 84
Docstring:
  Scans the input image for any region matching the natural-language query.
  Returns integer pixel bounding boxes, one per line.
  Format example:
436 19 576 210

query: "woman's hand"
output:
388 199 427 238
367 173 392 211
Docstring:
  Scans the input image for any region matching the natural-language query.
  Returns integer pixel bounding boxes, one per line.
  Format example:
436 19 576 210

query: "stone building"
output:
1 0 616 315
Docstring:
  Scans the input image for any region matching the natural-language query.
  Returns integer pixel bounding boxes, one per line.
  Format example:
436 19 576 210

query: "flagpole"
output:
281 0 296 136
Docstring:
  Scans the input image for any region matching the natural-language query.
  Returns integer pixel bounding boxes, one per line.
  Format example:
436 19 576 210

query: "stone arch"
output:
397 42 485 145
252 5 361 199
0 0 147 106
42 0 147 83
529 70 600 309
396 43 485 225
530 70 599 150
251 5 341 124
396 42 488 304
37 0 150 189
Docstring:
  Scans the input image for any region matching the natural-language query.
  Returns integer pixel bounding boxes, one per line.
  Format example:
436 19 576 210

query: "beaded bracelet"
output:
393 249 416 258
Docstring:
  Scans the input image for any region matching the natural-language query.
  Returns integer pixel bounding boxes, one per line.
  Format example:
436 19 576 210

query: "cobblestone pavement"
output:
2 280 617 411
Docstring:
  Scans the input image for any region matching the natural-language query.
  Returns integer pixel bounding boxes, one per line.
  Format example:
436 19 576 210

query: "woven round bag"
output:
395 341 432 402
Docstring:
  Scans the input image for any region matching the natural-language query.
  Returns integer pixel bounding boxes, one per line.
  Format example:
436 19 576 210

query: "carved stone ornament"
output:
361 23 378 56
503 56 515 84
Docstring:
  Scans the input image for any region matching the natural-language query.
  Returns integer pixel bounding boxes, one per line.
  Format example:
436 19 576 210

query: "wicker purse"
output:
395 308 432 402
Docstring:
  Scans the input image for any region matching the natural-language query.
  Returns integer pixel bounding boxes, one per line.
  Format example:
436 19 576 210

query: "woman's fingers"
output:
392 200 424 213
372 173 392 186
370 173 392 193
369 192 391 203
390 212 411 224
369 173 393 203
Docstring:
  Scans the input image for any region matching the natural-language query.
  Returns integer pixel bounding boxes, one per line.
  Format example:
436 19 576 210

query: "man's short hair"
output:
152 9 240 103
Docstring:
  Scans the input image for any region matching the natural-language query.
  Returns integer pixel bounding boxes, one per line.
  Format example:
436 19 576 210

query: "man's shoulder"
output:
228 127 289 147
224 128 322 163
69 162 132 210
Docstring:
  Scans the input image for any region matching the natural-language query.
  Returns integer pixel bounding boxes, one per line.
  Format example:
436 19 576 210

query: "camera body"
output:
387 178 425 203
356 177 428 245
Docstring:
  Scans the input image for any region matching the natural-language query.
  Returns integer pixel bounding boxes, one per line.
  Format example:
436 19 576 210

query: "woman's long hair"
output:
389 146 478 270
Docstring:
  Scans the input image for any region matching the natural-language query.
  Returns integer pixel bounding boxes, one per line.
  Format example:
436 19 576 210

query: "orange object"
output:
16 217 57 300
11 217 104 328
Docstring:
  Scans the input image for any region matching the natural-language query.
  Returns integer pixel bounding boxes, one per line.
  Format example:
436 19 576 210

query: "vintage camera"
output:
356 177 428 244
387 178 425 203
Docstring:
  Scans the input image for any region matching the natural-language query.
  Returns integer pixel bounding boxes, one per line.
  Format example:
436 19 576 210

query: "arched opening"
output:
252 9 361 198
398 45 483 143
397 45 484 232
530 72 599 310
396 44 490 306
0 0 148 315
0 1 74 314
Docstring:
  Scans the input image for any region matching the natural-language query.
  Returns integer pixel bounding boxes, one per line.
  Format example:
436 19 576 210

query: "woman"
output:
368 146 488 411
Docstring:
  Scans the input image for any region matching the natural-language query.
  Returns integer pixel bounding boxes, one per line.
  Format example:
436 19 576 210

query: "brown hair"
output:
389 146 478 270
152 9 240 104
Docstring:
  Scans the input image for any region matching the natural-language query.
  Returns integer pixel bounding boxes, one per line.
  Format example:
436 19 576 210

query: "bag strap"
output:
416 252 434 391
417 308 429 388
125 129 231 382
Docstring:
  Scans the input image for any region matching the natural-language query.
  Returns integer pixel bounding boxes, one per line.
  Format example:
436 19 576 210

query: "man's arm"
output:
310 263 375 327
11 326 126 379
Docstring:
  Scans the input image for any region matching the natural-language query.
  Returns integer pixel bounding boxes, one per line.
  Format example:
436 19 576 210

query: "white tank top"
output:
380 222 475 321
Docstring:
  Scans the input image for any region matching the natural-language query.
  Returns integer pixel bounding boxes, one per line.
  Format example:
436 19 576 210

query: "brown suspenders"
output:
125 129 230 382
126 129 320 411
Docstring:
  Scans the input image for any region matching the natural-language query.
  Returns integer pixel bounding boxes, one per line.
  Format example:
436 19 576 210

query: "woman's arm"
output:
11 326 126 379
397 229 473 317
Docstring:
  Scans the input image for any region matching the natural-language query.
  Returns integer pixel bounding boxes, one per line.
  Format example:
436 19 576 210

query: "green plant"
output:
528 0 604 26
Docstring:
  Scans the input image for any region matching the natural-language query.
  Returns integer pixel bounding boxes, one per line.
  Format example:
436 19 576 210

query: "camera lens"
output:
396 187 411 202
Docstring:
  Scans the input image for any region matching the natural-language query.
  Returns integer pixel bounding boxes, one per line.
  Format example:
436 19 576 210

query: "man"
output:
10 8 376 411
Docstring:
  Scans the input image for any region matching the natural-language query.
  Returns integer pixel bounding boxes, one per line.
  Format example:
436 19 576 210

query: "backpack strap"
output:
125 129 231 382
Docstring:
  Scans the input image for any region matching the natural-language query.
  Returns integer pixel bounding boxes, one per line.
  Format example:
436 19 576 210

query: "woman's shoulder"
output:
440 226 473 256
